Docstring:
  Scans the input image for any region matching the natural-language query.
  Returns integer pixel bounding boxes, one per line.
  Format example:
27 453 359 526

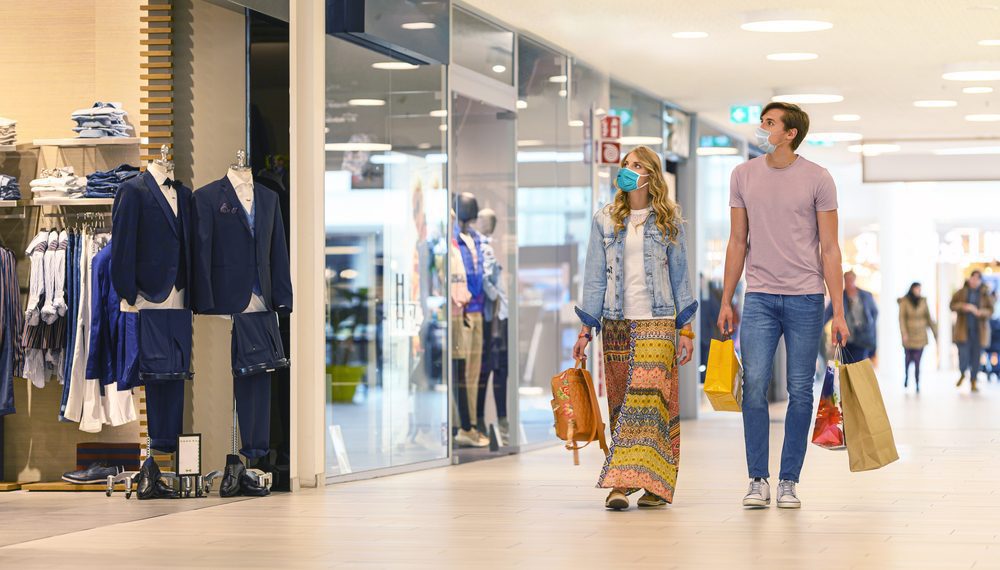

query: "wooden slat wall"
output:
140 2 172 164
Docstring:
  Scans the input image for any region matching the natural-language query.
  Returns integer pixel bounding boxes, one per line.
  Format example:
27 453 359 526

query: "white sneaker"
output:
777 480 801 509
742 478 771 508
455 428 489 448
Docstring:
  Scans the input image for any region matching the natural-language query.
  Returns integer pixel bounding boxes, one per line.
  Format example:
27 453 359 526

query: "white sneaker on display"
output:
455 429 489 448
742 478 771 508
777 480 801 509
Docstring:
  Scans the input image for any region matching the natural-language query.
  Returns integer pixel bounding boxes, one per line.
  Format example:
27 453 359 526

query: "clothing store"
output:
1 0 711 506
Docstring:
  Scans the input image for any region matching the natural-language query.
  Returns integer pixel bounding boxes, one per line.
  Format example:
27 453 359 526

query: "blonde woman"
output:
573 146 698 510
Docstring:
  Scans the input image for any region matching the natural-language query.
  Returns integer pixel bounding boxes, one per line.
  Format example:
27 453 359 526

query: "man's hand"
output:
831 314 850 346
717 305 735 337
678 334 694 366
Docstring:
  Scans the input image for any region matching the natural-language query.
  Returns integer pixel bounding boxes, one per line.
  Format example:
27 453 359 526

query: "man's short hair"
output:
971 270 983 279
761 102 810 150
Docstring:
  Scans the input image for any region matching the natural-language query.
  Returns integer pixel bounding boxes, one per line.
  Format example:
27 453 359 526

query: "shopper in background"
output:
825 270 878 365
573 146 698 511
987 294 1000 382
718 102 848 510
898 282 937 393
951 271 994 393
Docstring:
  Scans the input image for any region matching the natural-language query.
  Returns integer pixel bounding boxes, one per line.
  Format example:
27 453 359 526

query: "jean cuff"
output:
574 306 601 334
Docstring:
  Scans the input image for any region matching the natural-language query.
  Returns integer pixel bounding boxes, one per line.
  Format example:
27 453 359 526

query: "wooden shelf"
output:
31 198 114 206
0 144 16 152
0 482 21 492
32 137 139 148
21 481 131 492
0 200 25 208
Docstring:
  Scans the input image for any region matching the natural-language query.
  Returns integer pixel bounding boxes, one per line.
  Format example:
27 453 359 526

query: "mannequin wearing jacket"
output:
111 161 192 458
453 193 486 426
192 167 292 488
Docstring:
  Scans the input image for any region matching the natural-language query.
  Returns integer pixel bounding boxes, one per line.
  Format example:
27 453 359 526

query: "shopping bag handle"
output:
575 359 587 371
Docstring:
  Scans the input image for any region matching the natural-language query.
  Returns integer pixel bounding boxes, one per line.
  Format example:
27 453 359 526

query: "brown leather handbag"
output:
550 360 609 465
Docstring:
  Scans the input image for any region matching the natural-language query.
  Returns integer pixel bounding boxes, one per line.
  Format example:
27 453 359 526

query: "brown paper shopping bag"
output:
840 359 899 472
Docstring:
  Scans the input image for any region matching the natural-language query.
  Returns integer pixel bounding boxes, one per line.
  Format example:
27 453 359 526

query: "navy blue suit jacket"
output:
191 177 292 315
111 171 192 306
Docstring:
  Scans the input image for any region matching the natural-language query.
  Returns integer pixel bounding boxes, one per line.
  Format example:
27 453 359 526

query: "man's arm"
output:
717 207 748 335
818 210 849 345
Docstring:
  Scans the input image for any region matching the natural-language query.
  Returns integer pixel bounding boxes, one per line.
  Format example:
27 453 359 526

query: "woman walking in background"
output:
898 282 936 393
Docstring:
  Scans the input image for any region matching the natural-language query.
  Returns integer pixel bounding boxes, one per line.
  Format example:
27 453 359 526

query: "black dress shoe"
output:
151 478 179 499
220 454 245 498
135 457 161 500
240 470 270 497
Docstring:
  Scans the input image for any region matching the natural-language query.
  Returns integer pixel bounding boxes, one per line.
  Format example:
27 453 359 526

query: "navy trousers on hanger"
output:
137 309 193 452
231 312 288 459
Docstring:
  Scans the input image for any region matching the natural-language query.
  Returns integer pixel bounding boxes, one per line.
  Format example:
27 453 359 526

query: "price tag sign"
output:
176 434 202 476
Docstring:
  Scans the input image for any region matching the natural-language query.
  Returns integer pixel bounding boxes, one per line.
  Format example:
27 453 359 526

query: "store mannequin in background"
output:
449 229 487 448
453 193 486 431
475 208 510 444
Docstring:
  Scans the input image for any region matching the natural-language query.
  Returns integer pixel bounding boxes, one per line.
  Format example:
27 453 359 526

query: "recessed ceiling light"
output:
371 62 419 70
848 143 900 155
978 39 1000 46
767 52 819 61
517 139 545 147
913 99 958 108
672 31 708 39
966 114 1000 121
619 136 664 145
348 99 386 107
548 75 568 83
325 142 392 152
771 89 843 104
429 110 447 118
516 100 528 109
742 19 833 32
402 22 436 30
806 132 863 142
942 62 1000 81
697 147 740 156
417 143 432 150
933 145 1000 155
492 64 507 73
438 124 448 131
963 86 994 94
558 90 567 97
833 114 861 122
568 120 585 127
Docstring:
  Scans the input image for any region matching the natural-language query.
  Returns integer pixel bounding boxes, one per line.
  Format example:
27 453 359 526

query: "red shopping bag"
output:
811 361 846 449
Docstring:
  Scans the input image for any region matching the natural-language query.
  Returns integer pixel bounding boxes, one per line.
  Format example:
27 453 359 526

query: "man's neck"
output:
767 148 798 169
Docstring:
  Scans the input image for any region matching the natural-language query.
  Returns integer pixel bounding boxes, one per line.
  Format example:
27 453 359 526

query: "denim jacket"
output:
575 205 698 333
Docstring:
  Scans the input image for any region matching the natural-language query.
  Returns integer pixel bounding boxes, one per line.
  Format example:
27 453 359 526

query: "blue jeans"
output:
740 293 825 482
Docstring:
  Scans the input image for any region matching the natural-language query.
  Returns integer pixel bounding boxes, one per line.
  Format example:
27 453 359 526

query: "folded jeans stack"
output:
85 164 139 198
0 117 15 145
70 102 132 138
0 174 19 200
30 167 86 202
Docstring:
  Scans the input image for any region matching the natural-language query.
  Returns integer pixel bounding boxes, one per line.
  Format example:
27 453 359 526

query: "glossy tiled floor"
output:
1 370 998 569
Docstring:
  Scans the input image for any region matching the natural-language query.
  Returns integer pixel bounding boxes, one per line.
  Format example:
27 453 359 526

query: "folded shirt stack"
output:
29 167 86 202
0 174 20 200
85 164 140 198
70 102 132 138
0 117 15 145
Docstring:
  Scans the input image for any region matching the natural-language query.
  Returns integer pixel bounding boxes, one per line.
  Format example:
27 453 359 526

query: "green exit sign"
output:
730 105 762 124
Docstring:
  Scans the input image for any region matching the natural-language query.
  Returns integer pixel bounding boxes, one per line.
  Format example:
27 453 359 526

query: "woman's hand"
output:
678 334 694 366
573 334 591 362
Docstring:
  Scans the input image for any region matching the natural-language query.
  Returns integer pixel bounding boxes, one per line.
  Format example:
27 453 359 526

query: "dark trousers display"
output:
475 318 508 425
146 380 184 452
234 372 271 459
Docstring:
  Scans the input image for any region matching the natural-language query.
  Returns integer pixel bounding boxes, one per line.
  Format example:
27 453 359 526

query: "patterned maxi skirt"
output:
596 318 680 503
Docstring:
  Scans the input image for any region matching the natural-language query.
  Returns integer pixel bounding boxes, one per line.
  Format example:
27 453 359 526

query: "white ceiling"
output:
463 0 1000 153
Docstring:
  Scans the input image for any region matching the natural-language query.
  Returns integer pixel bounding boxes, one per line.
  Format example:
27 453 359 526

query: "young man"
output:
717 102 850 509
951 270 994 393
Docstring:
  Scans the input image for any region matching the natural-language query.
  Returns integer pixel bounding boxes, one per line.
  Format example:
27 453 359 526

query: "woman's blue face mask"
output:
616 167 648 192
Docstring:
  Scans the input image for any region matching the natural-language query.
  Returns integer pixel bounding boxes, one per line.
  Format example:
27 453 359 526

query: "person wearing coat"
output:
898 282 937 392
950 271 994 392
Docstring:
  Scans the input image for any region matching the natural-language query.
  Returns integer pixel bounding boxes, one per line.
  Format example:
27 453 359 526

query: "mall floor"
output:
0 370 998 569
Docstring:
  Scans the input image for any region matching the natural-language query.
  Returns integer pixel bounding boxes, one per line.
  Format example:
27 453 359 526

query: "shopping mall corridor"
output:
0 371 997 569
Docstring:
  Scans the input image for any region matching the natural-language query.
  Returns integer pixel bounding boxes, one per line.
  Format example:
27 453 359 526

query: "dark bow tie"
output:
163 178 174 188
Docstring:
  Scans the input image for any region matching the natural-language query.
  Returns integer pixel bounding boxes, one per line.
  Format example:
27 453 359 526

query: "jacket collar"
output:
142 171 178 236
219 176 254 236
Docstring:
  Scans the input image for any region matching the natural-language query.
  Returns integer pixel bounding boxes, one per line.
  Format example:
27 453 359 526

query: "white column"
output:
289 0 326 490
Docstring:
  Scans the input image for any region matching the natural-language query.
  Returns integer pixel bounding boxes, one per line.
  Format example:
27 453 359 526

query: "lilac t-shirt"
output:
730 155 838 295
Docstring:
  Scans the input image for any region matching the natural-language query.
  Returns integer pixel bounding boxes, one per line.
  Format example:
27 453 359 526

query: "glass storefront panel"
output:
452 8 514 85
324 35 450 475
449 92 517 456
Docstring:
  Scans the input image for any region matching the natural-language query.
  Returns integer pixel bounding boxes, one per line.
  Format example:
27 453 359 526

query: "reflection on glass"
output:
324 36 449 476
450 94 517 456
516 39 593 444
452 8 514 85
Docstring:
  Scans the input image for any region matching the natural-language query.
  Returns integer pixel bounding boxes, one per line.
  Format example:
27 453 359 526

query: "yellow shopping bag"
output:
704 338 743 412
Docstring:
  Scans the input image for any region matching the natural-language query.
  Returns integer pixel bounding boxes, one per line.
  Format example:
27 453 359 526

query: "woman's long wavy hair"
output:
611 146 682 242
